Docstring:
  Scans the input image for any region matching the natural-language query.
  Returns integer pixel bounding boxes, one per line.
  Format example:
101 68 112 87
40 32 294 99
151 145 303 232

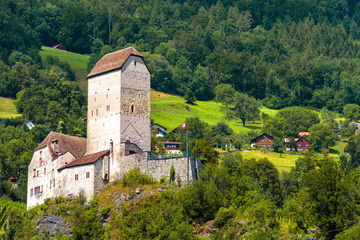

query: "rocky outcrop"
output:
36 212 72 237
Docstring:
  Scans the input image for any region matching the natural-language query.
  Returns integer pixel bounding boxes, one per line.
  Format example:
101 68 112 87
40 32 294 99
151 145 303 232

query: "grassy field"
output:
151 90 278 134
0 97 21 118
240 150 300 172
39 46 89 90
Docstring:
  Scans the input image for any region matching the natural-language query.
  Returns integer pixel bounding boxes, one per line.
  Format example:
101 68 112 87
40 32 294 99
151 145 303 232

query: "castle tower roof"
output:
34 131 87 159
87 46 149 78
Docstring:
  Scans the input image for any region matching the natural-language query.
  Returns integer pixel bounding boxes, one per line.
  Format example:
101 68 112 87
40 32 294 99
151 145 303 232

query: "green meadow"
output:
151 90 278 133
39 46 89 89
0 97 21 119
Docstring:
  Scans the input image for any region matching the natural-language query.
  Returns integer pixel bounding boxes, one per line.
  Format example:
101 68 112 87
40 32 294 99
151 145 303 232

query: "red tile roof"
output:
34 131 86 159
58 150 110 171
87 47 148 78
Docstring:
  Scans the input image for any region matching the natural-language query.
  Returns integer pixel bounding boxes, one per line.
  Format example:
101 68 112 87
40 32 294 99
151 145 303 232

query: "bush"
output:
170 165 175 183
121 167 154 187
214 207 236 228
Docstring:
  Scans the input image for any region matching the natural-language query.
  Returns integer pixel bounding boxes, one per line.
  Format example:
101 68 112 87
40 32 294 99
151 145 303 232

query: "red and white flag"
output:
181 122 187 131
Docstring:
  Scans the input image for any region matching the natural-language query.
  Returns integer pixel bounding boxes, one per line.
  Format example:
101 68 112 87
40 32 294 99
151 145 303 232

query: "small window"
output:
44 168 46 174
35 186 40 194
106 105 110 112
50 180 52 188
75 174 78 181
96 109 98 116
306 144 309 146
86 172 90 178
91 110 93 117
37 171 39 177
298 144 301 147
94 97 96 102
40 185 43 193
33 169 36 177
30 188 33 196
131 105 134 113
134 61 137 66
39 151 42 160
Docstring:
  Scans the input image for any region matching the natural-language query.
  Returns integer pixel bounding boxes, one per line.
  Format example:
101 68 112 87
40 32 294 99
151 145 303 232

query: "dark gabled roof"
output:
34 131 86 159
250 133 274 143
296 136 311 144
87 47 150 78
58 150 110 171
151 123 167 131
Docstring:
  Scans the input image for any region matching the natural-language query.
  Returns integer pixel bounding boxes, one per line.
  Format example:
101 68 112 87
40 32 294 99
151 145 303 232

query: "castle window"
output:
131 105 134 113
34 187 40 194
94 97 96 102
106 105 110 112
30 188 33 196
75 174 78 181
86 172 90 178
96 109 98 116
40 185 43 193
44 168 46 174
134 61 137 66
39 151 42 160
33 169 36 177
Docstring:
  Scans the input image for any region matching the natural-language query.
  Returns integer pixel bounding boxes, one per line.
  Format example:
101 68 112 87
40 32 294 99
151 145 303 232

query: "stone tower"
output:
87 47 151 181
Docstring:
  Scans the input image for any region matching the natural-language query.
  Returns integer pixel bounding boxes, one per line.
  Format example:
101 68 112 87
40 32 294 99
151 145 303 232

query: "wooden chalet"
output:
250 133 274 148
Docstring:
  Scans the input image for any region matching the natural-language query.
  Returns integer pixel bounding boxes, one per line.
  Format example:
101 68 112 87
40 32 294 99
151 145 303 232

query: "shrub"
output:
214 207 236 228
170 165 175 183
121 167 154 187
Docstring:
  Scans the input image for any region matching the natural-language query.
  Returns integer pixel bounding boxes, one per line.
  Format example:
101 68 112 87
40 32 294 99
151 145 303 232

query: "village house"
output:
151 123 167 137
162 141 182 154
27 47 202 209
250 133 274 148
284 136 311 151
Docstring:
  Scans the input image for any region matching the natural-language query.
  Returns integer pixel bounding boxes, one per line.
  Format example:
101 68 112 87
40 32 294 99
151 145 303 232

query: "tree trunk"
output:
242 119 246 127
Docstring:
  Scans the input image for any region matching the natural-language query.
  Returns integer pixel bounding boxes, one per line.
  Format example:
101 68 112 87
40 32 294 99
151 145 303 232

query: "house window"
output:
35 186 40 194
306 144 309 146
75 174 78 181
40 185 43 193
39 151 42 160
33 169 36 177
268 144 272 147
91 110 93 117
298 144 301 147
30 189 33 196
86 172 90 178
259 139 264 142
106 105 110 112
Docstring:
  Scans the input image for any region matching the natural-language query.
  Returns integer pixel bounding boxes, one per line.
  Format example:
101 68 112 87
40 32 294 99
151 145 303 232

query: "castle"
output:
27 47 201 209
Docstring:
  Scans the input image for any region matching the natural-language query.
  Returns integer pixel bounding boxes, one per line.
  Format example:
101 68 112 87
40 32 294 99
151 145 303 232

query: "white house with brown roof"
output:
27 47 202 209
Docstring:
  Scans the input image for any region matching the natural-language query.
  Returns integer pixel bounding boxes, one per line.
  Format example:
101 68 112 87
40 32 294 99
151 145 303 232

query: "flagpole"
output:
186 131 188 157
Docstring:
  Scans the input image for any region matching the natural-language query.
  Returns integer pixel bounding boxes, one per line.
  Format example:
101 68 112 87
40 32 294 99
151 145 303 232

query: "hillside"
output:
0 97 21 119
151 89 278 133
39 46 89 90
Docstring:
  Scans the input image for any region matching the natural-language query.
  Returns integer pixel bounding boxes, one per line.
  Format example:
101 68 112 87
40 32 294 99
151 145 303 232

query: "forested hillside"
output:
2 0 360 238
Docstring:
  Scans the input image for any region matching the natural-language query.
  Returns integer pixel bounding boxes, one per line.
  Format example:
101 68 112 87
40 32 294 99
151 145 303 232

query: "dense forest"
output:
2 0 360 238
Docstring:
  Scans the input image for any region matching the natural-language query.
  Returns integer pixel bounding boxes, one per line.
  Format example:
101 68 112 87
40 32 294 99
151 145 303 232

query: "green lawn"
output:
240 150 300 172
39 46 89 90
151 90 277 134
0 97 21 119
